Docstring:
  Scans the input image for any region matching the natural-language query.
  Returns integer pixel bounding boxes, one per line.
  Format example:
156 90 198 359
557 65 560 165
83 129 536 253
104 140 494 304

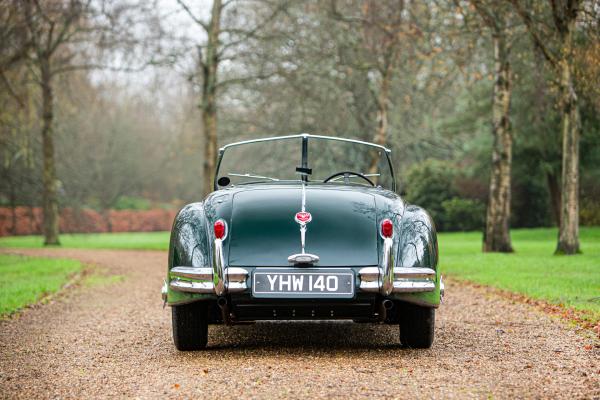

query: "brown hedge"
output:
0 207 177 236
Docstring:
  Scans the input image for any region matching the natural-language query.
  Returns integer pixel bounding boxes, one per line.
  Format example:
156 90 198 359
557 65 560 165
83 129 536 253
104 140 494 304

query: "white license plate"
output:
252 269 354 298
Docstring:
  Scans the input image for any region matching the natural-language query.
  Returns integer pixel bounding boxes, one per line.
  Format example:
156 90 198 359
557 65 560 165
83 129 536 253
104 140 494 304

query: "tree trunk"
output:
40 57 60 245
102 208 113 233
201 0 222 197
484 33 513 253
546 171 561 225
555 48 580 254
9 175 17 235
368 70 390 175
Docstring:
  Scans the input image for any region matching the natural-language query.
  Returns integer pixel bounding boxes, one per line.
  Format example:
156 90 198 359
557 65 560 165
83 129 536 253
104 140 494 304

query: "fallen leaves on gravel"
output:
459 279 600 337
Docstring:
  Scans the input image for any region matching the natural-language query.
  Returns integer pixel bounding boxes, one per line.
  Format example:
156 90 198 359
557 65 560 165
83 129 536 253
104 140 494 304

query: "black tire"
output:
398 303 435 348
172 301 208 351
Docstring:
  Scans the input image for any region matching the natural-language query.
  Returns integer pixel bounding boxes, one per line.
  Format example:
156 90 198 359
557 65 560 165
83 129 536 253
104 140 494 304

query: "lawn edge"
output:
0 254 91 321
446 276 600 340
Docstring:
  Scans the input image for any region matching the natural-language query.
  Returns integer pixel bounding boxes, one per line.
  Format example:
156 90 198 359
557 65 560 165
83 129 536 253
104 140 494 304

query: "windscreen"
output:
216 138 302 186
216 136 394 190
307 138 393 189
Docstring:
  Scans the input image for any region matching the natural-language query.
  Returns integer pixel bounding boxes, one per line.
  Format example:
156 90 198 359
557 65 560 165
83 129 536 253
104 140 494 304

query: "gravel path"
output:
0 249 598 399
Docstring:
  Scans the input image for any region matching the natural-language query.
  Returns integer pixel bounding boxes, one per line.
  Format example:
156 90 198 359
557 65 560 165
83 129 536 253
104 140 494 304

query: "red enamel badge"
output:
295 211 312 224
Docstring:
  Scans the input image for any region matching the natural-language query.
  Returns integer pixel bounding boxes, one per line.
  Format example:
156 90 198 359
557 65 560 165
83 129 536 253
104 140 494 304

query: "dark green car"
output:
162 134 443 350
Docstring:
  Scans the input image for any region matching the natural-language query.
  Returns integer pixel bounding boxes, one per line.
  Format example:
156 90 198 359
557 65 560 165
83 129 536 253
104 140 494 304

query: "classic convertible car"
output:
162 134 443 350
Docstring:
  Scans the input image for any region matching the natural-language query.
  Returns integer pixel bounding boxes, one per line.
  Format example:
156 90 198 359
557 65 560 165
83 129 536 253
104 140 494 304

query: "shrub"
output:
403 160 457 230
0 207 176 236
581 199 600 226
114 196 151 210
441 197 485 232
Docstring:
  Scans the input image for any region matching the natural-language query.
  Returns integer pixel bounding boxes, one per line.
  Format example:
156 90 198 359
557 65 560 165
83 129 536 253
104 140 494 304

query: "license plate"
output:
252 268 355 299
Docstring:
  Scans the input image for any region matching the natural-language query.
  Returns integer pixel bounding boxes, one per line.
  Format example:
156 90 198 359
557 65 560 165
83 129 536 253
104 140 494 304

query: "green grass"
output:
0 254 82 316
439 227 600 321
0 227 598 321
0 231 170 250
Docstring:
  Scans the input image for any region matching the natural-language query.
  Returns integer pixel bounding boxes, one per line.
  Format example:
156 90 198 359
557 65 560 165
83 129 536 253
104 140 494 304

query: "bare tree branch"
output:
0 70 26 107
509 0 558 66
176 0 209 32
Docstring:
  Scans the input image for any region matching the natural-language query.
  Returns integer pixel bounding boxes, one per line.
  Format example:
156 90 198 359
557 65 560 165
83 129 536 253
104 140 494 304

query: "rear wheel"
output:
172 301 208 351
398 303 435 348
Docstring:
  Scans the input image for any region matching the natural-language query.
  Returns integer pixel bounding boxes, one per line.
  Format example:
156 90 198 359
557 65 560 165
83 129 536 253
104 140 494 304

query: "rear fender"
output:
167 202 215 305
392 205 441 307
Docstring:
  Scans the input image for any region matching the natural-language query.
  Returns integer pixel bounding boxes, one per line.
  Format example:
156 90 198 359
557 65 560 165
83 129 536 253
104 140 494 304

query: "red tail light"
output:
381 218 393 238
214 220 226 239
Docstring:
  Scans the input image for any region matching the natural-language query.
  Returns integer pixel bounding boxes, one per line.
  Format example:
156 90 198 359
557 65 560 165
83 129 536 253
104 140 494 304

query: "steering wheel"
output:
323 171 375 186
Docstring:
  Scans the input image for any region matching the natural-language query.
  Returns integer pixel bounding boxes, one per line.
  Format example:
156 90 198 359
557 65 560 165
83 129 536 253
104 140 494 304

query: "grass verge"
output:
0 254 82 317
440 227 600 324
0 227 598 323
0 231 169 251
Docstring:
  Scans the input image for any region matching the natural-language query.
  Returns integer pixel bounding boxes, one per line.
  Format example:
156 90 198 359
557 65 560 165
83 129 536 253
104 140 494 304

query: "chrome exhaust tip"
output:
217 297 231 324
379 299 394 322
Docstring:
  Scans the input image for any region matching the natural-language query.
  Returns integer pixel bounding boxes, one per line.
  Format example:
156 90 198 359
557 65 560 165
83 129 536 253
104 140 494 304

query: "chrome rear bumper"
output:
169 266 248 294
165 236 437 301
357 266 436 293
357 236 436 295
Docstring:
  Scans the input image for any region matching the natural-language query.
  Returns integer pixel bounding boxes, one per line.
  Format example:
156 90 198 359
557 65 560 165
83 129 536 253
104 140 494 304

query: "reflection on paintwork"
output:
166 182 440 308
398 206 437 269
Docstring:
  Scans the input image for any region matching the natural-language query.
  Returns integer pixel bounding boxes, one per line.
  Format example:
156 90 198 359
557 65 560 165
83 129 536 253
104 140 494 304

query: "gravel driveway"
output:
0 249 598 399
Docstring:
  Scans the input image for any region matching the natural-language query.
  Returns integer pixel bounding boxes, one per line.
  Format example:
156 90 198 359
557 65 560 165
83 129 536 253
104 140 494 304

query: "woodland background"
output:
1 0 599 253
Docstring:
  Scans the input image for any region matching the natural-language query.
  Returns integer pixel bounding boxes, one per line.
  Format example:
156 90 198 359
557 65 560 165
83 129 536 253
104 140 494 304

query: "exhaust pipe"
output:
379 299 394 322
217 296 231 325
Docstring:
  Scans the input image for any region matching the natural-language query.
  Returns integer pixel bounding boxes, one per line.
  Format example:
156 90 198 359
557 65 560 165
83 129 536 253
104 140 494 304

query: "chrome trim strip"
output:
227 281 247 293
394 267 436 280
220 133 391 153
170 279 214 293
301 180 306 211
171 266 213 280
358 267 380 292
288 253 320 264
359 280 380 292
213 238 226 296
358 266 379 281
168 267 249 295
380 237 394 296
289 181 320 265
358 264 437 294
300 182 307 253
358 267 380 293
226 267 249 283
393 281 436 292
229 172 280 182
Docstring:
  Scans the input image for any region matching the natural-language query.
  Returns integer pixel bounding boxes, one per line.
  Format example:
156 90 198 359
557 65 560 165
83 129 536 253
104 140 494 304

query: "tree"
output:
21 0 158 244
176 0 288 196
21 1 93 244
329 0 416 173
0 1 31 105
510 0 589 254
462 1 518 252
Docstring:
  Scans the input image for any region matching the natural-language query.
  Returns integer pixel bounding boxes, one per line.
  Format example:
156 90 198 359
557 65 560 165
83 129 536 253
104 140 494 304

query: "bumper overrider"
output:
163 237 443 301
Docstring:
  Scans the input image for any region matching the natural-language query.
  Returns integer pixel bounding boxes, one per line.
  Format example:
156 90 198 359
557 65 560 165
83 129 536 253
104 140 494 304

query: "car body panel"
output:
165 134 442 319
166 184 441 310
228 186 378 267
